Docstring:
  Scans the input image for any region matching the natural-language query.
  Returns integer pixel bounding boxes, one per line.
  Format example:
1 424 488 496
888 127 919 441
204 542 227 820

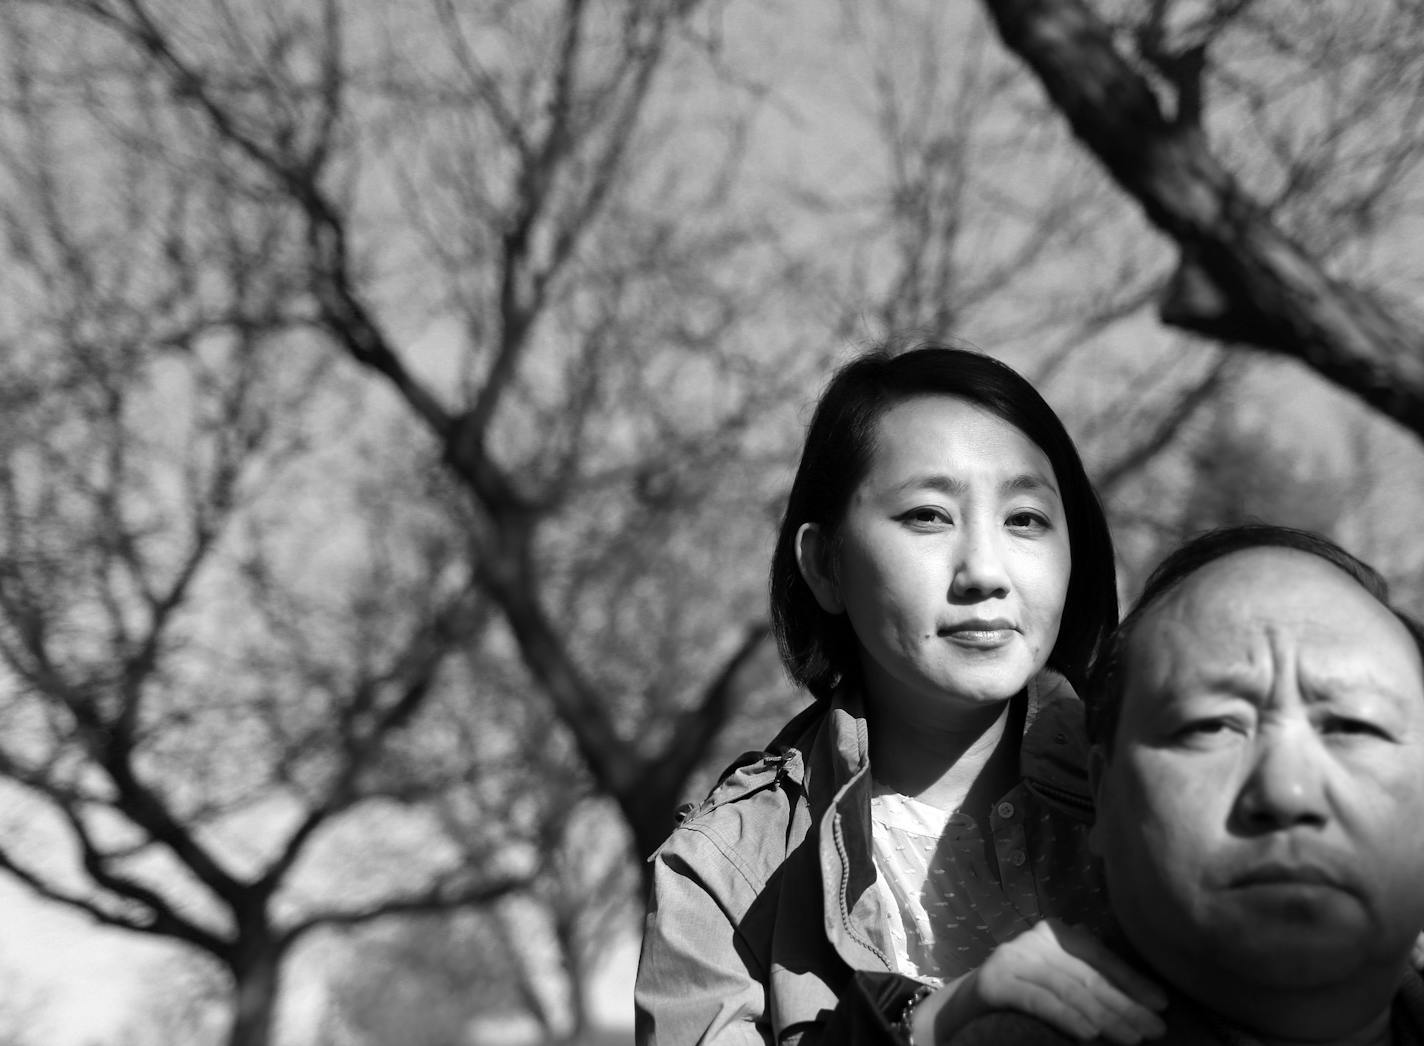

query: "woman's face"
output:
804 395 1071 725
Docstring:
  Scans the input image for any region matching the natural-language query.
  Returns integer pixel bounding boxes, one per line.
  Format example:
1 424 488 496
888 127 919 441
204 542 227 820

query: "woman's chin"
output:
929 651 1039 707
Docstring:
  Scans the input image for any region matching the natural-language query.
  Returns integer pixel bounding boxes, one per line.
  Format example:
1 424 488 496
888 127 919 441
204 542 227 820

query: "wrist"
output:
897 983 934 1046
923 970 983 1043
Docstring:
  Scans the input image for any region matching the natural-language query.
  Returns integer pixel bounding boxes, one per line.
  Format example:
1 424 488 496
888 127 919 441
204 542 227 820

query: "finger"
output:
1000 972 1162 1043
1000 976 1108 1042
1022 957 1168 1042
1046 923 1169 1011
1073 989 1167 1046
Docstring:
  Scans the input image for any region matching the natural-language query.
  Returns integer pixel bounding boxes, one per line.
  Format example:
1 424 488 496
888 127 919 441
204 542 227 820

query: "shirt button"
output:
996 801 1015 819
1009 850 1027 867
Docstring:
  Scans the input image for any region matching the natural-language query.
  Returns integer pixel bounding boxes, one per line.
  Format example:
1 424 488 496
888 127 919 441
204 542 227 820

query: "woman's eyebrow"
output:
888 473 1061 498
891 474 968 496
1002 473 1061 499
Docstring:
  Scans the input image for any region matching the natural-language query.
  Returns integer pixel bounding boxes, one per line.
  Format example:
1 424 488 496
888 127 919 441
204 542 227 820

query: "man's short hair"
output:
1086 523 1424 753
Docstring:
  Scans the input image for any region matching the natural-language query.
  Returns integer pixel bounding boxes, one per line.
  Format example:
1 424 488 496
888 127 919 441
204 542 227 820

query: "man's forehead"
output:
1140 547 1382 631
1124 547 1423 693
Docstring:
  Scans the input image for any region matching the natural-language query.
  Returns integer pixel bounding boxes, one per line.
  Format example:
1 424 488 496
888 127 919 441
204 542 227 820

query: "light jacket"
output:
635 672 1110 1046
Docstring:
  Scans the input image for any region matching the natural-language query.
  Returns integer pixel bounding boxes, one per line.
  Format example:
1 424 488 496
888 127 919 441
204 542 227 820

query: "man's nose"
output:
950 525 1010 600
1233 724 1330 832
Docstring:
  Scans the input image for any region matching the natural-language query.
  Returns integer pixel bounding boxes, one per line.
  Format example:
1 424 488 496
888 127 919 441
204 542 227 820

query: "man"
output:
954 523 1424 1045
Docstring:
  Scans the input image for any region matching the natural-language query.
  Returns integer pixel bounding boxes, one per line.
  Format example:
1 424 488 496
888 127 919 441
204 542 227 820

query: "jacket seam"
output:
831 810 893 969
672 818 773 897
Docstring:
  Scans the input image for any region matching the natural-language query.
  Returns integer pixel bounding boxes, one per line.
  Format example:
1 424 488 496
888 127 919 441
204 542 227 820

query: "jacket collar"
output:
1020 672 1095 808
801 670 1094 811
791 671 1093 974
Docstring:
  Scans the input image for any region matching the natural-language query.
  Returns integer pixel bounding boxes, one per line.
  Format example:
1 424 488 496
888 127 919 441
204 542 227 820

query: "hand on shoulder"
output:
910 920 1166 1045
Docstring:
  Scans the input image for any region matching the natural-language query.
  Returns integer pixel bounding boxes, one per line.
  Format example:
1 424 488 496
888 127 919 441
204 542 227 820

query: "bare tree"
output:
322 800 632 1045
978 0 1424 438
0 0 806 1039
31 0 799 859
0 13 554 1046
826 1 1150 349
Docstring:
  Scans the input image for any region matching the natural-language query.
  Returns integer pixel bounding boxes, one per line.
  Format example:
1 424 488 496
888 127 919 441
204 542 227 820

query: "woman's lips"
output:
941 621 1017 648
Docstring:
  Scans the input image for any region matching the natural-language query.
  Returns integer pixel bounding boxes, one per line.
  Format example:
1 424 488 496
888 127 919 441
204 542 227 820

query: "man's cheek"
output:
1127 769 1207 874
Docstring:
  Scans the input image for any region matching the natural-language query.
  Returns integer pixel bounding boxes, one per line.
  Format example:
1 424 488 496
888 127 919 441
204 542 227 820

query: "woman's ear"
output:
795 523 844 614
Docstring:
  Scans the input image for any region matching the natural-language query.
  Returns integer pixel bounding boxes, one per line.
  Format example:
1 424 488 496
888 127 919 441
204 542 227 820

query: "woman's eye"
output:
900 507 950 526
1006 510 1049 530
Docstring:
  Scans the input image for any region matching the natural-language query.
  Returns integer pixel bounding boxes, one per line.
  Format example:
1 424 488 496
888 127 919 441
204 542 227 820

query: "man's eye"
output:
1322 715 1391 740
1174 718 1244 743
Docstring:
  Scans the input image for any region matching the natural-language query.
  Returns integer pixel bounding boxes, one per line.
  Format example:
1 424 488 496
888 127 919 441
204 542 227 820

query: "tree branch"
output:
472 551 630 799
283 870 533 946
0 837 226 953
980 0 1424 440
655 623 769 784
90 0 453 440
256 584 487 894
1094 351 1237 496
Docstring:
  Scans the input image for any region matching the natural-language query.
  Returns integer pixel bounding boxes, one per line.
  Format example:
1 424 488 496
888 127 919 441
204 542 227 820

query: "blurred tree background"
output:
0 0 1420 1043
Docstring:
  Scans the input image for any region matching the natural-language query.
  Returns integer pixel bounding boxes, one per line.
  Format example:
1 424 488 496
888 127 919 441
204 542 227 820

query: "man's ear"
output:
1087 744 1109 858
795 523 844 614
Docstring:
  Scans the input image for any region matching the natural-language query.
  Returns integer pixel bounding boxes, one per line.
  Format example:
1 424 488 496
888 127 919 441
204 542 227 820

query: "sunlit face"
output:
799 395 1071 727
1092 549 1424 1005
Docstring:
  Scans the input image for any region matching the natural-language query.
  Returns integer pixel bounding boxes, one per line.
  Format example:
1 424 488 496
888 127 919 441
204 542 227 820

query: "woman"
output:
635 344 1165 1045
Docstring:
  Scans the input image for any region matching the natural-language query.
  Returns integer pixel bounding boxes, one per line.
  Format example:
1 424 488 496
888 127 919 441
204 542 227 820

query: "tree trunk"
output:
224 935 285 1046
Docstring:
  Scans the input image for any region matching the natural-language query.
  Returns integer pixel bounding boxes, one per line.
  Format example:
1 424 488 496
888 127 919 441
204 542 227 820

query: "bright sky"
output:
0 878 173 1044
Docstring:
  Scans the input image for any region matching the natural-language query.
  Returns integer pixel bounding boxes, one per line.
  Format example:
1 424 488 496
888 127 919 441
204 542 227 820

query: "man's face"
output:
1091 548 1424 998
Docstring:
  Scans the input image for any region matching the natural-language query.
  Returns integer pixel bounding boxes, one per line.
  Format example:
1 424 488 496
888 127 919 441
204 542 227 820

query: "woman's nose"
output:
1233 725 1330 833
950 526 1010 600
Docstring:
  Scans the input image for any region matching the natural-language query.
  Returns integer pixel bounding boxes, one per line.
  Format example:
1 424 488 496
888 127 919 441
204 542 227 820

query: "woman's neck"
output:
867 698 1014 812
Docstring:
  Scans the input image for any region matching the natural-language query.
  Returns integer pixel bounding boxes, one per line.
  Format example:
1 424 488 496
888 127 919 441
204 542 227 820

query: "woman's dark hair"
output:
769 341 1118 700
